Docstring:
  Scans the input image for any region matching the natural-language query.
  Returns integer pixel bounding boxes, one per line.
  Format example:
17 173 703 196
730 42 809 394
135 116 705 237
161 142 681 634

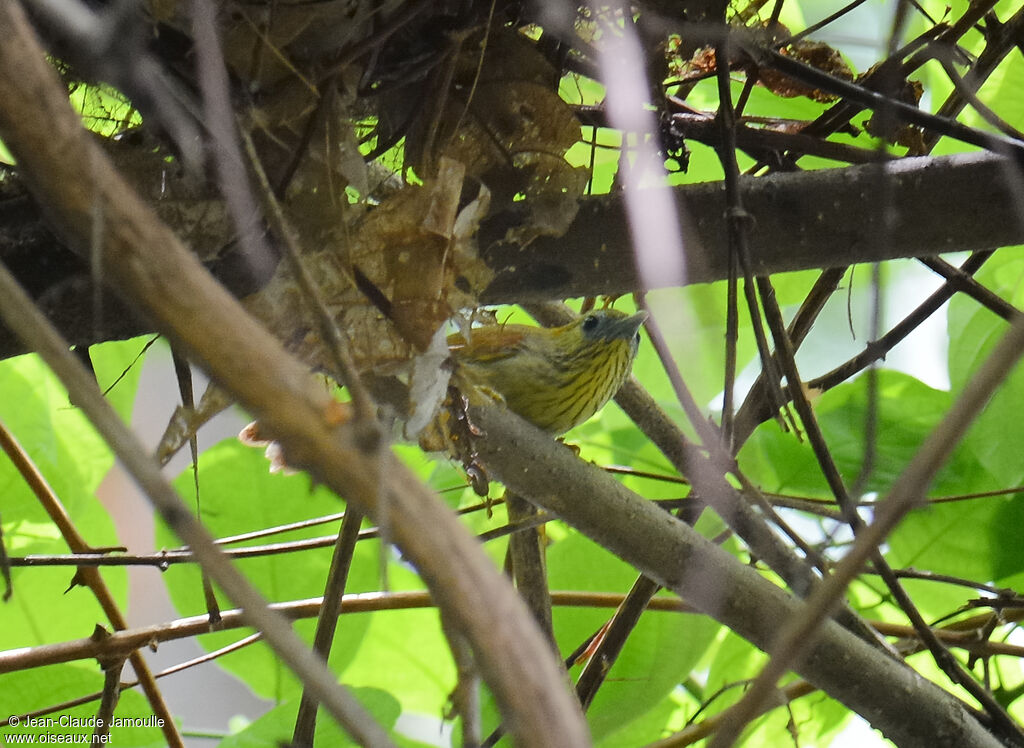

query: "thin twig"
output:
918 256 1024 321
0 420 183 746
715 39 791 439
710 316 1024 748
0 261 395 746
240 129 379 425
92 656 123 746
7 585 1024 689
293 506 367 746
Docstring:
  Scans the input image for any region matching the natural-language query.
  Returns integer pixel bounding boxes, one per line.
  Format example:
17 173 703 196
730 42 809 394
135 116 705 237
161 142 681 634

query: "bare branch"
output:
708 315 1024 748
0 5 589 745
0 421 183 746
480 151 1024 302
467 399 1003 748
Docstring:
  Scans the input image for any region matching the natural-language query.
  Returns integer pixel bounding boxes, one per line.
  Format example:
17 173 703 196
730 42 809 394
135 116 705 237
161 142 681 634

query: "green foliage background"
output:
6 0 1024 745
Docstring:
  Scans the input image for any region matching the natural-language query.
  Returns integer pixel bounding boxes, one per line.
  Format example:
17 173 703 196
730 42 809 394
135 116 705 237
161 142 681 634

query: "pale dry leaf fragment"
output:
452 181 491 243
422 157 467 238
156 382 235 466
406 324 454 439
238 420 295 474
404 29 585 243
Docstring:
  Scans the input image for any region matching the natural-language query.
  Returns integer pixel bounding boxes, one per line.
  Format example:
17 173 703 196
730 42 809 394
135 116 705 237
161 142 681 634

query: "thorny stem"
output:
0 422 184 747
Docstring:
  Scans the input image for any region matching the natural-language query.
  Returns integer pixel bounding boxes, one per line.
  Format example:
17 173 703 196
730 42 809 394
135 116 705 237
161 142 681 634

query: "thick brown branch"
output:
467 400 1002 748
480 151 1024 302
2 150 1022 359
0 6 588 746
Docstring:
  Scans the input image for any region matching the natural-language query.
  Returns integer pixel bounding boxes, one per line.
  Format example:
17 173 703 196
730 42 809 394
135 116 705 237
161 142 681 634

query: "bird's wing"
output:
448 325 530 363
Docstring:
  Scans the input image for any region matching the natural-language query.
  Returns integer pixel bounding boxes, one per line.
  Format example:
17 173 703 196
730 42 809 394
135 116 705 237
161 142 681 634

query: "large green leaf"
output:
1 353 116 495
595 693 685 746
739 369 970 497
544 526 720 742
218 687 407 747
887 490 1024 587
948 251 1024 485
336 560 454 720
0 353 126 648
740 367 1023 616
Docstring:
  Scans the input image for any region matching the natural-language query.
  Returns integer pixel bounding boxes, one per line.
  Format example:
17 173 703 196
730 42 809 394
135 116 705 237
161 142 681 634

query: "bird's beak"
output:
605 311 649 340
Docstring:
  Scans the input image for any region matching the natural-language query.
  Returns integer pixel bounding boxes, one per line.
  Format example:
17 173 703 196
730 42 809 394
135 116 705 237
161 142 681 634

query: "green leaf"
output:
0 354 126 648
337 562 454 718
970 53 1024 137
88 336 153 423
219 687 403 747
546 527 720 742
737 690 852 748
595 692 685 746
888 490 1024 587
705 628 764 706
0 353 116 494
698 630 854 747
739 370 978 497
740 367 1021 613
948 250 1024 484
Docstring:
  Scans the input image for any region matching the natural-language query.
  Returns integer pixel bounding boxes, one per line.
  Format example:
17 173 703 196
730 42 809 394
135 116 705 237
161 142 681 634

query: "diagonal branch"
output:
0 422 183 747
707 315 1024 747
467 399 1002 748
0 4 588 745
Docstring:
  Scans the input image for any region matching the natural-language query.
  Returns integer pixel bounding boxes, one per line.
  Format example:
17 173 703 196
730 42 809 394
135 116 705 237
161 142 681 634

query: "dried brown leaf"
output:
247 167 492 376
759 40 855 102
407 29 585 244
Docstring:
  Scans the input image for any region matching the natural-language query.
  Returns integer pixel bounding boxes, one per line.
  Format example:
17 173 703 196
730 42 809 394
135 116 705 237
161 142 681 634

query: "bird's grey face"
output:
580 310 648 352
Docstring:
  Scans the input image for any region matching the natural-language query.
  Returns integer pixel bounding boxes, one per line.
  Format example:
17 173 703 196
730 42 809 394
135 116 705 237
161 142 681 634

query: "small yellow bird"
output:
448 308 648 435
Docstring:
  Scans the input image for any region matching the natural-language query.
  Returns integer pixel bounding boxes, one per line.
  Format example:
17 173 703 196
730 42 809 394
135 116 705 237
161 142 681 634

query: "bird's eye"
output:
582 314 599 333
